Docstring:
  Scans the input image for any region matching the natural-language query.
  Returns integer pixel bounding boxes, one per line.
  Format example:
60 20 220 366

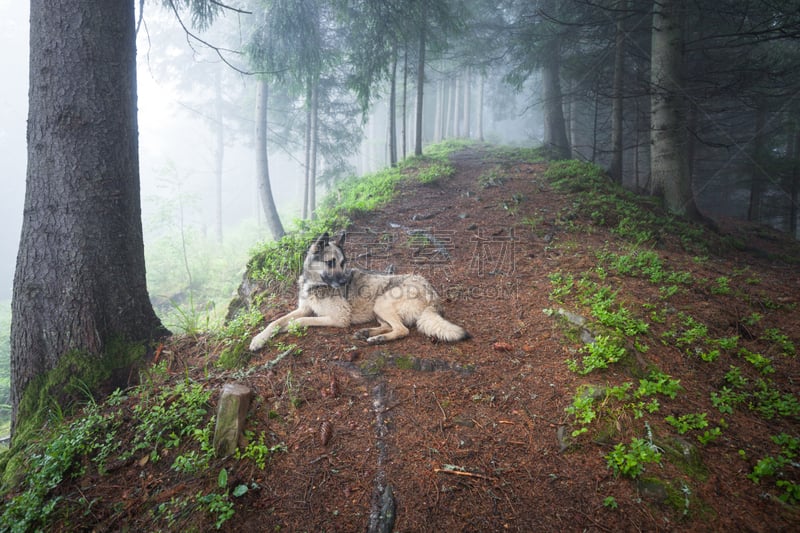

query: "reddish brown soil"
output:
37 147 800 531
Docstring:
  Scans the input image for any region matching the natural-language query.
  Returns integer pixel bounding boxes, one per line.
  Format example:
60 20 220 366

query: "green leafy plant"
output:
195 468 249 529
740 348 774 374
635 371 681 399
605 436 662 478
665 412 708 435
548 271 574 301
698 425 723 445
748 433 800 503
0 403 123 531
565 386 599 436
124 380 211 463
567 335 626 374
710 276 732 295
417 161 455 184
762 328 796 356
750 379 800 419
603 496 618 509
235 431 287 469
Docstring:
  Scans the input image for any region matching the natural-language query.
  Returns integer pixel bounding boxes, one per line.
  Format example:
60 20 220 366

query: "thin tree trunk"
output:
649 0 701 219
434 79 444 142
609 3 625 184
748 103 767 222
414 12 426 157
464 67 472 139
791 123 800 237
254 79 285 239
389 47 398 167
477 74 485 141
454 76 462 137
541 38 570 158
12 0 166 436
402 45 409 159
302 79 312 219
568 79 578 158
309 78 319 219
213 66 224 243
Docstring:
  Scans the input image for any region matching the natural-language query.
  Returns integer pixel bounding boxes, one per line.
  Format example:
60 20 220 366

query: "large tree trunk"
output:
649 0 701 219
11 0 166 436
254 79 285 239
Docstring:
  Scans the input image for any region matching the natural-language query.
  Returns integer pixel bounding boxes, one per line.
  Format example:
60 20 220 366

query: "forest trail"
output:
18 145 800 532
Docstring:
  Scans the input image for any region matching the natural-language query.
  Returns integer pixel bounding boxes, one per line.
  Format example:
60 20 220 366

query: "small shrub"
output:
606 436 662 478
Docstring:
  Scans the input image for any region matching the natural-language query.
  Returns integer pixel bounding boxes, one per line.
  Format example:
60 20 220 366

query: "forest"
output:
0 0 799 529
134 0 800 238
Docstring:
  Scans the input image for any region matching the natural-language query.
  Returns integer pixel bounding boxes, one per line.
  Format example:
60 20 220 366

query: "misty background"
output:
0 2 535 323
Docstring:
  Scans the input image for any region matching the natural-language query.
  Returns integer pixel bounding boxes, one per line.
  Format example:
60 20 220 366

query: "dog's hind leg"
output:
354 320 393 341
365 300 409 344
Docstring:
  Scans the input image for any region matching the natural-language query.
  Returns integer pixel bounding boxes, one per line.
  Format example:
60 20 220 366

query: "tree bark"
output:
609 3 625 184
789 121 799 237
303 79 312 220
477 74 485 141
464 68 471 138
747 102 767 222
389 47 398 167
541 37 571 158
414 10 426 157
213 66 224 243
309 77 319 219
401 45 409 159
11 0 166 435
649 0 701 219
254 79 285 239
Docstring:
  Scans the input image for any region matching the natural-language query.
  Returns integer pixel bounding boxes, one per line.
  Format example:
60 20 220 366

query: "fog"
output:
0 3 536 303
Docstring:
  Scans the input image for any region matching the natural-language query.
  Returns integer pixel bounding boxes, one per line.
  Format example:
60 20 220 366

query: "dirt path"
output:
42 146 800 532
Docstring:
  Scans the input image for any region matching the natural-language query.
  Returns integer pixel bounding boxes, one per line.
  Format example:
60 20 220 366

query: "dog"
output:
249 232 469 350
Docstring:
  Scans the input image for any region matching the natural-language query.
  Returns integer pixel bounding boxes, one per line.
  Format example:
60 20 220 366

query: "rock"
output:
213 383 253 458
637 477 669 503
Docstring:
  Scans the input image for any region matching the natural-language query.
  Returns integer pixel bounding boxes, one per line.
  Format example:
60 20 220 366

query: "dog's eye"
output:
326 259 336 268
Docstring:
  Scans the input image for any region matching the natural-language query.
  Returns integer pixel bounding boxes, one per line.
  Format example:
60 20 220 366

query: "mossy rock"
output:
657 435 709 482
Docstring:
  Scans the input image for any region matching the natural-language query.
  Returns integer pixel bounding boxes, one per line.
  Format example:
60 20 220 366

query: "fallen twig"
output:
434 467 494 481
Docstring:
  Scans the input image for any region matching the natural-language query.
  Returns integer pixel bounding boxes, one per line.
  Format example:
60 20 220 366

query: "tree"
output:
608 1 626 183
648 0 701 219
10 0 168 437
253 79 286 239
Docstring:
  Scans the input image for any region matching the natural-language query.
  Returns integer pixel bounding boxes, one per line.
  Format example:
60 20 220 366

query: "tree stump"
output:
213 383 253 457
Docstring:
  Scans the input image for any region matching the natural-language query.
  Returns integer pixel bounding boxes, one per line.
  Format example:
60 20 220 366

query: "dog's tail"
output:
416 306 470 342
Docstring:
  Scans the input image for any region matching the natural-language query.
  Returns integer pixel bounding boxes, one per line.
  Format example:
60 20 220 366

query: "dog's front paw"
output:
249 327 276 351
366 335 386 345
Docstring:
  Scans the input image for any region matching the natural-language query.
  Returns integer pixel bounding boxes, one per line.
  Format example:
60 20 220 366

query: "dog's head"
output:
305 232 353 288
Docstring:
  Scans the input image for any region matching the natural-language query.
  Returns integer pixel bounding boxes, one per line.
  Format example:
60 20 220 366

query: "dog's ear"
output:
336 232 346 248
311 233 330 254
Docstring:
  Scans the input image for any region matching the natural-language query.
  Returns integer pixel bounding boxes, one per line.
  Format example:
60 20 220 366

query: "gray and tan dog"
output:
249 232 469 350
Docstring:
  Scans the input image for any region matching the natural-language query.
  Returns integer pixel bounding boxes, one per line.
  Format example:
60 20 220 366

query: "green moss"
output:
657 436 709 482
393 355 416 370
4 339 147 486
359 353 388 377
